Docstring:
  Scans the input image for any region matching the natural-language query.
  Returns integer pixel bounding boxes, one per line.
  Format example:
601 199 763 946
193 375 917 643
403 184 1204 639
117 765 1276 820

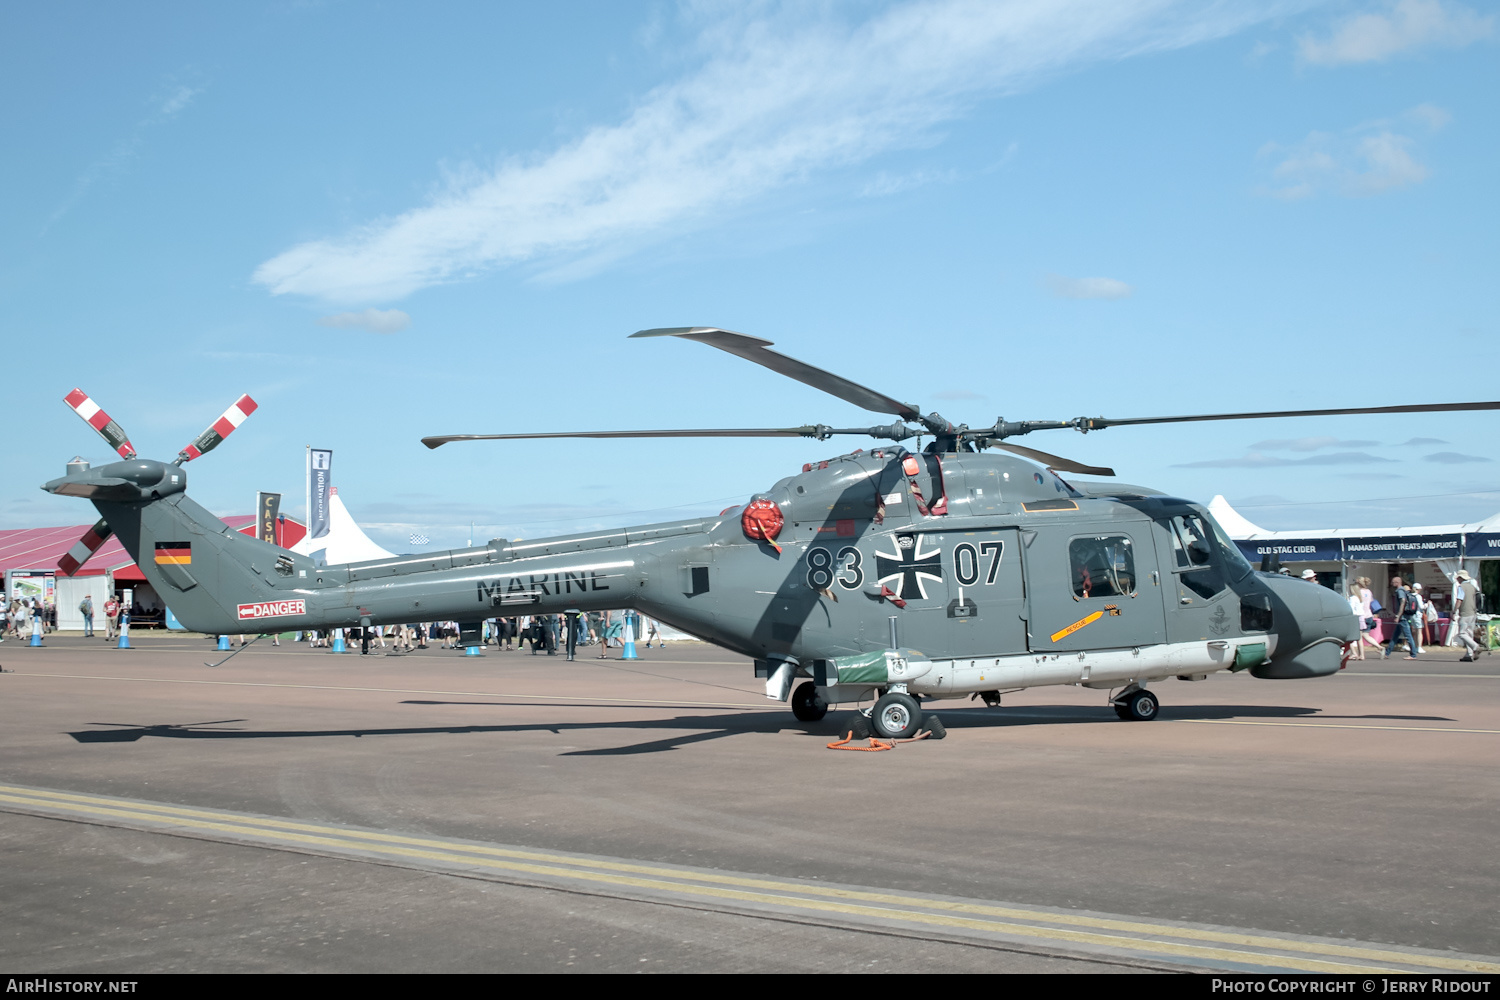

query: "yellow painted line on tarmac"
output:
1177 720 1500 735
2 784 1496 975
0 792 1391 973
2 672 770 711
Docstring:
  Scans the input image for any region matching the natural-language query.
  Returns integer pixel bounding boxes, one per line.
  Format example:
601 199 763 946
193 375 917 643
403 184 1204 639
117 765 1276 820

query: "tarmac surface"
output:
1 632 1497 974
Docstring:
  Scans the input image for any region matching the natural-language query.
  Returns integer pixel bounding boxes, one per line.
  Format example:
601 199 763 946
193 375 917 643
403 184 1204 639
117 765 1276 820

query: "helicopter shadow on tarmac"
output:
67 711 792 753
62 699 1449 754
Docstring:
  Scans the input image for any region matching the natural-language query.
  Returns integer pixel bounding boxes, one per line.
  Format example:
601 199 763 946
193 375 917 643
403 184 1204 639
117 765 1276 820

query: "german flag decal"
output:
154 542 192 565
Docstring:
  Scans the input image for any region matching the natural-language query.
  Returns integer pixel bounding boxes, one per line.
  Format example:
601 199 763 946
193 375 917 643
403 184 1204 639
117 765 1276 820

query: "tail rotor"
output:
54 390 260 576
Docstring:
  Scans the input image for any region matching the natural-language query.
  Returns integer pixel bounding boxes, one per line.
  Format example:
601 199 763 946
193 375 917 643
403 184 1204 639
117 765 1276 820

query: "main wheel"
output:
790 681 828 722
1118 689 1159 721
870 692 922 739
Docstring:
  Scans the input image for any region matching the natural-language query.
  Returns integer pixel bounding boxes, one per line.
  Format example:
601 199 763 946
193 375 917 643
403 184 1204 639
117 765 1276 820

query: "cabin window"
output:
1069 535 1137 599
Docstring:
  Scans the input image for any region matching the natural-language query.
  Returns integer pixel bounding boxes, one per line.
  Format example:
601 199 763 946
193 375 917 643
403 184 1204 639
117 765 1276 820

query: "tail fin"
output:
46 458 318 634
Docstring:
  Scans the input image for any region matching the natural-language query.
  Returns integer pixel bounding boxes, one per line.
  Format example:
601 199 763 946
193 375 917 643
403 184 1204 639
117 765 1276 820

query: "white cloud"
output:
43 79 204 233
1351 132 1428 193
158 85 200 118
1299 0 1494 66
859 168 957 198
1046 274 1132 300
987 141 1021 171
1407 102 1452 130
1423 451 1491 464
1245 39 1279 62
1256 105 1447 199
1175 451 1396 469
253 1 1291 304
317 308 411 334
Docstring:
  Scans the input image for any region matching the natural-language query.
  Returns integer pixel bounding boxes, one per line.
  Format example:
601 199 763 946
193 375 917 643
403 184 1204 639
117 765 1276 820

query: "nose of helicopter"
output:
1252 574 1358 679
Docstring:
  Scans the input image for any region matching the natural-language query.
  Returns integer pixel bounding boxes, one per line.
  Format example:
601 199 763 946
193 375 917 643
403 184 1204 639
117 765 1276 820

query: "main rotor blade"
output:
632 327 923 423
57 519 113 577
424 427 840 449
1077 400 1500 432
993 442 1115 478
63 389 136 459
178 394 258 463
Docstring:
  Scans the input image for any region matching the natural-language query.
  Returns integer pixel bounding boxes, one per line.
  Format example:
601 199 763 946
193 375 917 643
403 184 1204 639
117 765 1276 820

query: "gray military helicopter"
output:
44 329 1500 740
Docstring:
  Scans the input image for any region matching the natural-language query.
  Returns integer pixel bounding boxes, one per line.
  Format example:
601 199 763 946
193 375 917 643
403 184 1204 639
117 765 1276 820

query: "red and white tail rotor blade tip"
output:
178 394 258 462
57 519 113 577
63 388 136 460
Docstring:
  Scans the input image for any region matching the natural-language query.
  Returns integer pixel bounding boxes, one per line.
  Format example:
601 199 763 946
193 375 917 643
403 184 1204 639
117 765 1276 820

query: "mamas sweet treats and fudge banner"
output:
1341 535 1463 562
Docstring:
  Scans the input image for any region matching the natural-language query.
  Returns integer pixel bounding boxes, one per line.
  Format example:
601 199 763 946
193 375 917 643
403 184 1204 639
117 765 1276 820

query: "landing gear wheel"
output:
1116 689 1159 721
871 692 922 739
791 681 828 722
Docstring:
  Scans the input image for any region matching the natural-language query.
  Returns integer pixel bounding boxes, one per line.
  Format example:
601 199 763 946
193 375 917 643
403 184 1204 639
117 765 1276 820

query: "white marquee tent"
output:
291 488 395 566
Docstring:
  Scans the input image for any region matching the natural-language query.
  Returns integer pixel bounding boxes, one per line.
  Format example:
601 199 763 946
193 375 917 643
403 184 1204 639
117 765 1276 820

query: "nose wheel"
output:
1113 688 1159 721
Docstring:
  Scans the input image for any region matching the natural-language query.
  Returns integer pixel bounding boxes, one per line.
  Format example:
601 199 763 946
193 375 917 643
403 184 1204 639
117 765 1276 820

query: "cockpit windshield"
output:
1201 509 1252 582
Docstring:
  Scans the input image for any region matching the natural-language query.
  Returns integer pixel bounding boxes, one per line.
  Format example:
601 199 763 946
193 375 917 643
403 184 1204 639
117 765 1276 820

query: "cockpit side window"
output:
1069 535 1137 599
1166 514 1225 600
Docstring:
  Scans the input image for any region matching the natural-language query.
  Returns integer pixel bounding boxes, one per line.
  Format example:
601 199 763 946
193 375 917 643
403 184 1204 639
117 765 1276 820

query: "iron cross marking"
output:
874 533 943 600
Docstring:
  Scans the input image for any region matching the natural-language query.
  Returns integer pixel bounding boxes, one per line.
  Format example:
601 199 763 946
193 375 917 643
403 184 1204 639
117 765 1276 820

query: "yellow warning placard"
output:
1050 611 1103 643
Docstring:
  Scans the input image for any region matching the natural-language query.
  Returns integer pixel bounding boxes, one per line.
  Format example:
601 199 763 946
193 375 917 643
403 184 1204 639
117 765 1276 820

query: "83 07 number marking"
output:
810 540 1005 592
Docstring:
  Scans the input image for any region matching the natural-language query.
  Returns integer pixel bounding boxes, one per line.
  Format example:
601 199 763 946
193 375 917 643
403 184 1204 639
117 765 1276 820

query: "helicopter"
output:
43 328 1500 741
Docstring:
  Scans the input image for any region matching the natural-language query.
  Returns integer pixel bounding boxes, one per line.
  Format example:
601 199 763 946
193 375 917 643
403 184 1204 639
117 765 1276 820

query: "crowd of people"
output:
284 611 668 656
3 593 133 641
4 598 46 640
1343 572 1488 661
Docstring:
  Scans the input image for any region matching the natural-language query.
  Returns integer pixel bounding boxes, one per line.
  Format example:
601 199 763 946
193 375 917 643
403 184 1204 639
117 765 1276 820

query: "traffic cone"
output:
217 635 231 651
621 611 639 661
30 618 43 647
117 617 132 649
331 629 346 653
464 645 482 657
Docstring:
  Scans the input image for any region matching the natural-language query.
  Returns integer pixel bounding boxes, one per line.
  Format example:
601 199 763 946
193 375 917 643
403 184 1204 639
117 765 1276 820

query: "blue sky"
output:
4 0 1497 550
